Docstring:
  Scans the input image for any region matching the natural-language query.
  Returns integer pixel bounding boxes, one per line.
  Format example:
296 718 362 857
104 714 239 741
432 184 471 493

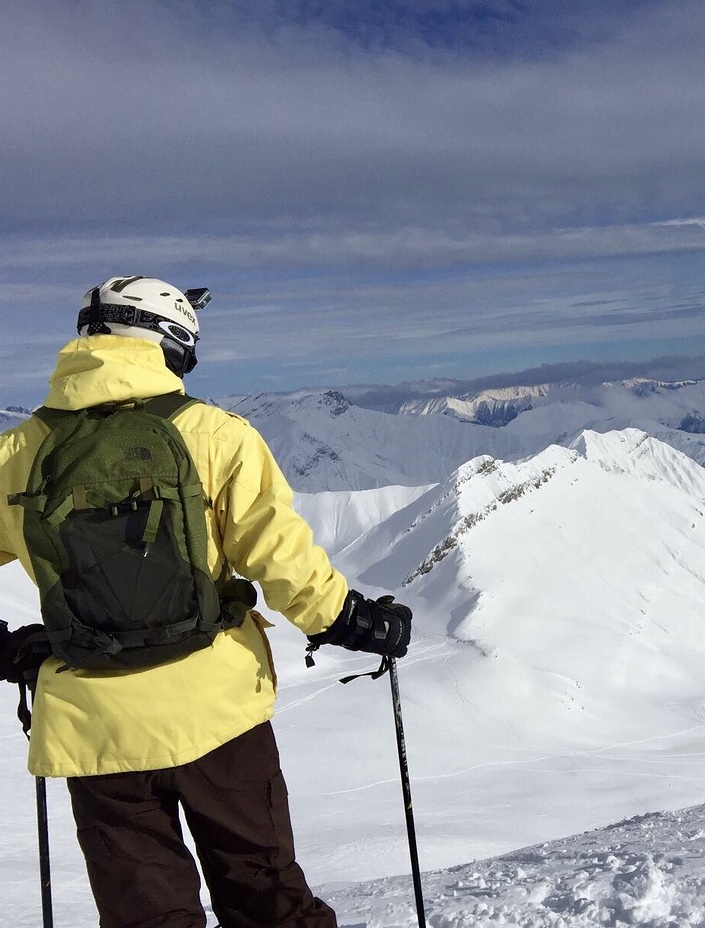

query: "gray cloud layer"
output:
3 0 704 234
3 0 705 400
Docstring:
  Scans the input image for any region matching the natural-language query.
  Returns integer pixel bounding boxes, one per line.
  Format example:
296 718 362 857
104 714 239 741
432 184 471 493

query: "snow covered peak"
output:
572 427 705 495
313 390 352 416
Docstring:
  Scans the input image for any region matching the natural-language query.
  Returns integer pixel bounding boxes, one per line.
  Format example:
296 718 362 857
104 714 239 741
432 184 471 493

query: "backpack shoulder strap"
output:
32 406 77 430
33 394 202 427
144 392 202 422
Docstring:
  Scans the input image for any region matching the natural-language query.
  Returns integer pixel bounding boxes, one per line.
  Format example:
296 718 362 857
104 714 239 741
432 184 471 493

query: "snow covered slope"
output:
328 805 705 927
265 429 705 893
5 422 705 924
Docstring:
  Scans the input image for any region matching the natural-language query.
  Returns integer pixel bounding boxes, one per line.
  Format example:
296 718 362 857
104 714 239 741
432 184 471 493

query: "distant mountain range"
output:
7 357 705 491
215 362 705 490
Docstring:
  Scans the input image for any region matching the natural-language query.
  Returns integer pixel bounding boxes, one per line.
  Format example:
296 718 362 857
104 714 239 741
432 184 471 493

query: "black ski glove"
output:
307 590 412 659
0 621 9 680
0 620 52 685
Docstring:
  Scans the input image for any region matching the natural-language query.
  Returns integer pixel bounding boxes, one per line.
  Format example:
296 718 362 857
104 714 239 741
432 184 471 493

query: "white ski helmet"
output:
77 275 207 376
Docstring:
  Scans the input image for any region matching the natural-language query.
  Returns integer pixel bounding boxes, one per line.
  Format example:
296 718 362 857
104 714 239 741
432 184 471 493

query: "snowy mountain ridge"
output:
218 373 705 490
289 426 705 924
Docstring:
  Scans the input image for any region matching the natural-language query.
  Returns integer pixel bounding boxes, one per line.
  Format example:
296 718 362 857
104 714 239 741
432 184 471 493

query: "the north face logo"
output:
124 446 152 461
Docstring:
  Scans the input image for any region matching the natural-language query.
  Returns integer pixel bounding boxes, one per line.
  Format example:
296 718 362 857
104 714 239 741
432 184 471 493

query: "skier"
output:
0 276 412 928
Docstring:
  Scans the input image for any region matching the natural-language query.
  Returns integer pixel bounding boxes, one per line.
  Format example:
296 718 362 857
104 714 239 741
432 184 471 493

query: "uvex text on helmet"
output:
76 276 205 376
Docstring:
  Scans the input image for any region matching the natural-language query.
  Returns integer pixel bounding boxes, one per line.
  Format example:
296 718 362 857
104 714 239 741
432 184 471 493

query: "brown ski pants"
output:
67 722 337 928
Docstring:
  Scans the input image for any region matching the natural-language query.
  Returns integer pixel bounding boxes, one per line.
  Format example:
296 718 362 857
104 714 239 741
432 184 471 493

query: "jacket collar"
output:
44 336 186 411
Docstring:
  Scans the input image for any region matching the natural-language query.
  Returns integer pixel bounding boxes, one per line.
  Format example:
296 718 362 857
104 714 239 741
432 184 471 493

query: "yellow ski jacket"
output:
0 336 348 778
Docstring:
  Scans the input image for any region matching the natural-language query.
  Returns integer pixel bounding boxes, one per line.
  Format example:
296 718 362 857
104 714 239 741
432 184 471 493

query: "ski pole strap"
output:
17 678 33 738
304 641 390 683
339 655 390 685
304 641 319 669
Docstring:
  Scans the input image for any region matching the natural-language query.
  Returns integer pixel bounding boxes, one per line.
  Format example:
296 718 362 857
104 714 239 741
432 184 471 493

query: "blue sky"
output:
3 0 705 404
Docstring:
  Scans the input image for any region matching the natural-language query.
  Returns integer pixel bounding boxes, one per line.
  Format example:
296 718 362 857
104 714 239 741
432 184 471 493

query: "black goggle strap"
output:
77 303 197 346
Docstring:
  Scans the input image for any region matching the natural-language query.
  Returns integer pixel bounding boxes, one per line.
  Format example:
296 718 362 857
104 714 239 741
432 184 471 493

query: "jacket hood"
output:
45 335 185 410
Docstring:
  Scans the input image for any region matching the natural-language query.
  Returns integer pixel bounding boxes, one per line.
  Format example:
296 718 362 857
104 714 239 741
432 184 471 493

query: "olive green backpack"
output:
9 393 253 670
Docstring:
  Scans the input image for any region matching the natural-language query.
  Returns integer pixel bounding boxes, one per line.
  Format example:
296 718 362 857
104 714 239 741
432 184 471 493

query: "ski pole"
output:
35 773 54 928
338 653 426 926
26 683 53 928
2 621 54 926
388 657 426 928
